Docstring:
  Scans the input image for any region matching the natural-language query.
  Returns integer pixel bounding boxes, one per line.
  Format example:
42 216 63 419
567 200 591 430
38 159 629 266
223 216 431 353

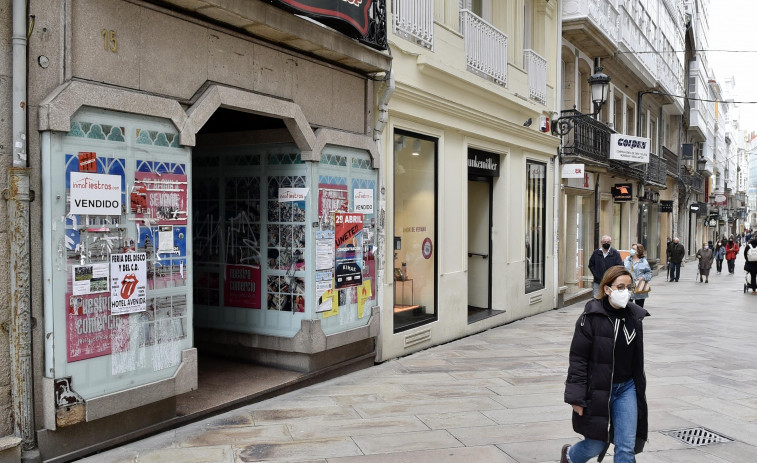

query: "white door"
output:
468 180 491 309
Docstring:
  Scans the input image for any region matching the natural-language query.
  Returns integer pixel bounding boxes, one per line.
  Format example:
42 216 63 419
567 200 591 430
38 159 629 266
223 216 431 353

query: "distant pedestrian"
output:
666 237 685 282
725 235 740 275
714 240 726 274
744 237 757 294
624 243 652 307
562 265 649 463
696 241 714 283
588 235 623 297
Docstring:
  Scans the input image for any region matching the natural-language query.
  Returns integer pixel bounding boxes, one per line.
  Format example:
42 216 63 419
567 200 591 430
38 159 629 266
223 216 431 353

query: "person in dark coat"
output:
561 265 649 463
665 237 685 282
744 237 757 293
588 235 623 297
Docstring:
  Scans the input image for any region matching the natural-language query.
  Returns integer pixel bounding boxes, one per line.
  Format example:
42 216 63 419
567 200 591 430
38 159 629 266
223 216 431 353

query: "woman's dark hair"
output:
634 243 645 258
595 265 633 300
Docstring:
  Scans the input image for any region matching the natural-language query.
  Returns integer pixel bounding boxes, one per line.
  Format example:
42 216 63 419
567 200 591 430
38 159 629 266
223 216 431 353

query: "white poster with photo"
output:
72 263 110 295
109 252 147 315
315 230 335 271
315 271 333 313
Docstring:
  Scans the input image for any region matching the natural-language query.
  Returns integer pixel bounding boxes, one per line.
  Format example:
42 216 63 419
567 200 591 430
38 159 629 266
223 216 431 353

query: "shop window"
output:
393 131 437 332
526 160 546 293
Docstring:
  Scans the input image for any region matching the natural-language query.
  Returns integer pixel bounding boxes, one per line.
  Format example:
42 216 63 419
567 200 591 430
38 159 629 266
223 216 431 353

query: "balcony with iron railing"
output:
460 9 508 87
524 49 547 105
559 109 613 165
644 154 668 187
681 171 704 193
392 0 434 50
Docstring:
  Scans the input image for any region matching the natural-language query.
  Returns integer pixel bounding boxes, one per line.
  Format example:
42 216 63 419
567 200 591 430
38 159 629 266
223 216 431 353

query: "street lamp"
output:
552 67 611 136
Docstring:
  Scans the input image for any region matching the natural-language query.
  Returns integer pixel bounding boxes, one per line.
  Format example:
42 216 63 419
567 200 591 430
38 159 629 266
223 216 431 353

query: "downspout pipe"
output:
9 0 36 457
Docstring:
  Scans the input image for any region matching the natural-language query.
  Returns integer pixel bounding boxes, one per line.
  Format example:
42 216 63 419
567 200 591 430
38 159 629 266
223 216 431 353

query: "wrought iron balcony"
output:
644 155 667 187
680 172 703 193
393 0 434 49
460 9 508 86
558 109 612 165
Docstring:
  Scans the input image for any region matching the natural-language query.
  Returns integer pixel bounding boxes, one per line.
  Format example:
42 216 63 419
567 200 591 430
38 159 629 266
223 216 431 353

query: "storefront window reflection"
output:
393 131 437 332
526 161 546 293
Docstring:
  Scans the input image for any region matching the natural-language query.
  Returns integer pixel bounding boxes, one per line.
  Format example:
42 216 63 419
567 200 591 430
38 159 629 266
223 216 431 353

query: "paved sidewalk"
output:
79 254 757 462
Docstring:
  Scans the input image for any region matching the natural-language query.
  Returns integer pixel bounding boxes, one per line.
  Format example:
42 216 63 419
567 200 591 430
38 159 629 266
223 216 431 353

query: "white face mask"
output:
609 288 631 308
629 249 637 257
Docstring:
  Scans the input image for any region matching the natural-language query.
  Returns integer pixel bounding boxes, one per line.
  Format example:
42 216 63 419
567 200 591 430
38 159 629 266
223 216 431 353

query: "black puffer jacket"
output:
565 298 650 459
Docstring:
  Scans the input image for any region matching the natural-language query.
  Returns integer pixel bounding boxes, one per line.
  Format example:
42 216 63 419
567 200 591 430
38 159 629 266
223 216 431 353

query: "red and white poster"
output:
66 292 129 362
318 184 348 218
110 252 147 315
334 212 363 289
224 264 261 309
131 172 188 225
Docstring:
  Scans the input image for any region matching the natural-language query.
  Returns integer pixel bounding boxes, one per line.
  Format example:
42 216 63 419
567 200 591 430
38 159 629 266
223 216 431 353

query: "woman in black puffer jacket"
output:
560 265 650 463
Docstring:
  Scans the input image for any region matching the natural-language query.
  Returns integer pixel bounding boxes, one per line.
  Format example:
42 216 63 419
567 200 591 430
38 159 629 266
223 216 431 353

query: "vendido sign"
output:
467 149 500 177
609 134 650 163
272 0 374 36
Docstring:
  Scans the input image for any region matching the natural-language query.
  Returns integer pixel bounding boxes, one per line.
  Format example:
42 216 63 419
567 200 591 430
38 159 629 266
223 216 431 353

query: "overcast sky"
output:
707 0 757 134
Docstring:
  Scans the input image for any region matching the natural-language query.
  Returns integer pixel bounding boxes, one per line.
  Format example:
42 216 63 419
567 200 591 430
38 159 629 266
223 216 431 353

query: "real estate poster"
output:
110 252 147 315
334 212 363 289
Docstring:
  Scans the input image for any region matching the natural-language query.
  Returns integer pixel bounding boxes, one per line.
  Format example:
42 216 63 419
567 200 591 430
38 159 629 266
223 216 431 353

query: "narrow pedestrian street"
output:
79 253 757 463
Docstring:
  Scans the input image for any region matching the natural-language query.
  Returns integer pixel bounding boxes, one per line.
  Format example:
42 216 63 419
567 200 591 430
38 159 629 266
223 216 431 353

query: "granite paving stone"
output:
351 429 463 455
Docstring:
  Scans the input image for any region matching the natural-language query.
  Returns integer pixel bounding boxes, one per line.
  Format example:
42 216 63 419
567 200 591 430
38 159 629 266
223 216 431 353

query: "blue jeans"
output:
669 262 680 281
592 282 601 298
568 379 637 463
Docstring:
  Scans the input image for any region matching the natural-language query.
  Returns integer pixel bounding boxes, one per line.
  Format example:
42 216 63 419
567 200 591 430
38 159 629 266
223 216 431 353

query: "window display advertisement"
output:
334 212 363 289
224 264 261 309
66 292 129 362
131 171 188 224
110 252 148 315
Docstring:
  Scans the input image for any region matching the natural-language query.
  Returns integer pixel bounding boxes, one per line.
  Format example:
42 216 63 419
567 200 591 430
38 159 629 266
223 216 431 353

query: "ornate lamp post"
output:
552 67 611 136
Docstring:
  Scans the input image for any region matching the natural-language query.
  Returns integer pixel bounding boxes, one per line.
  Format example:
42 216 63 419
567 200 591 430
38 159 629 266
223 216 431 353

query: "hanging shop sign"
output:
660 200 674 213
609 134 650 163
708 218 717 227
224 264 261 309
612 183 633 202
712 194 728 207
110 252 147 315
334 212 363 289
561 163 585 179
271 0 375 37
467 149 500 177
354 188 374 214
70 172 122 215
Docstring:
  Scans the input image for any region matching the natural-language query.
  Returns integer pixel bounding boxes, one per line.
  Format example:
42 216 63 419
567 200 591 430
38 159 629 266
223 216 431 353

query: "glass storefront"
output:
526 161 547 293
564 193 594 295
393 131 437 332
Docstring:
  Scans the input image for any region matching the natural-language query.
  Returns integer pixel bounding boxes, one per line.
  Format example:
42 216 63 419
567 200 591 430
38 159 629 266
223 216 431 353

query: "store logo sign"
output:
272 0 373 35
610 134 650 163
612 183 633 202
467 150 500 177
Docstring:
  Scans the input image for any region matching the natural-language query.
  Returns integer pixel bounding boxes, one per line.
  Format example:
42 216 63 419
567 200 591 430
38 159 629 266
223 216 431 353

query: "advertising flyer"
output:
315 271 334 313
110 252 147 315
315 230 335 271
131 172 188 225
66 292 129 362
224 264 261 309
318 184 348 218
72 263 110 296
334 212 363 289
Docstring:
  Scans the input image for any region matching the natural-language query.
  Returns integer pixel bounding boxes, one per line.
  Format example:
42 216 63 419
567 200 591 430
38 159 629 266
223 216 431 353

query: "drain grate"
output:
662 427 732 447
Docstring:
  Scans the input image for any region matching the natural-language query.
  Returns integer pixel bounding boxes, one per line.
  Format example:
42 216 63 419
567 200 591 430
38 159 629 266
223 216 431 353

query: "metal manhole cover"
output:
662 427 732 447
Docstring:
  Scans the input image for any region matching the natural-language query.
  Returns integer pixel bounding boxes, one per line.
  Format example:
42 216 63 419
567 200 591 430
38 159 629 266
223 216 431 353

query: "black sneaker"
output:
560 444 570 463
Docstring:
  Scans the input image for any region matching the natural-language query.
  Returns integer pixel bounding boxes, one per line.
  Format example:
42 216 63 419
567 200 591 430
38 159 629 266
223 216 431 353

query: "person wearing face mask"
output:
665 237 685 282
725 236 740 275
588 235 623 297
624 244 652 306
696 241 714 283
561 265 650 463
714 240 726 274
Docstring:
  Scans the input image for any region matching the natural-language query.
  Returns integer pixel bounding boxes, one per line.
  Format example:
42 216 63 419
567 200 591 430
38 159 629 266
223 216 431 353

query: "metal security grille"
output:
663 428 732 446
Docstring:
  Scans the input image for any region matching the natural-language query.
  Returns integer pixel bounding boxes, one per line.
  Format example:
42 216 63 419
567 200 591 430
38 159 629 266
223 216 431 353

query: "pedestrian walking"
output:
588 235 623 297
666 237 685 282
624 243 652 307
696 241 714 283
744 236 757 294
725 235 740 275
714 240 726 274
561 265 649 463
